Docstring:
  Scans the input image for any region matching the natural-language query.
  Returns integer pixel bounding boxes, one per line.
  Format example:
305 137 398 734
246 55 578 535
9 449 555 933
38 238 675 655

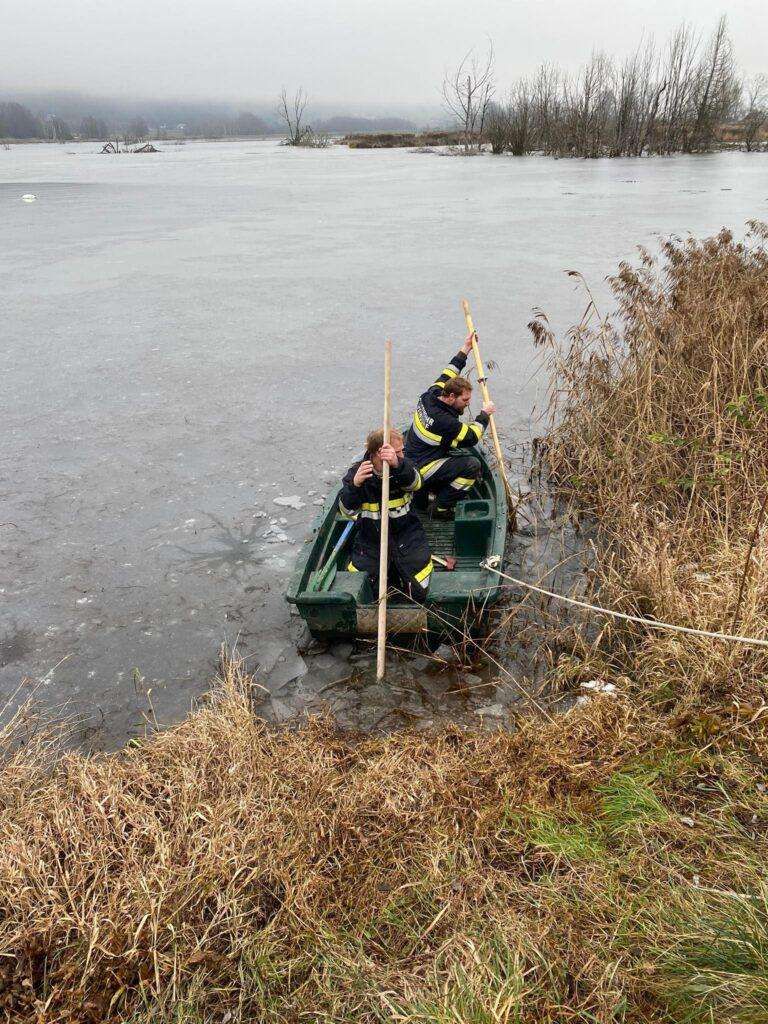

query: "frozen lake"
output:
1 139 766 746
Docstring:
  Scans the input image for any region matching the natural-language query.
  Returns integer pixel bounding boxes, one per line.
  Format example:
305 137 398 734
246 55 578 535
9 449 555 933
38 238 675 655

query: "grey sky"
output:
2 0 765 109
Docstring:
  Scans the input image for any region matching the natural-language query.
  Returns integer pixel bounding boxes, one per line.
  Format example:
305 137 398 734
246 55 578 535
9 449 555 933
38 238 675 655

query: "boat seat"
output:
332 572 374 603
454 500 493 559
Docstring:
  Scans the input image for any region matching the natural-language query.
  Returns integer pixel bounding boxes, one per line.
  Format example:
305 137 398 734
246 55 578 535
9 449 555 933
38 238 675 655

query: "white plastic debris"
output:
273 495 305 510
21 193 37 203
580 679 617 696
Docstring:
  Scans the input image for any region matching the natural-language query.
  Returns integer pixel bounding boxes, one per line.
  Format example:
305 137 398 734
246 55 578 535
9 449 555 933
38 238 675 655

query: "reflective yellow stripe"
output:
434 366 458 387
338 499 359 520
413 411 442 444
469 421 484 440
455 424 470 443
419 458 448 480
450 476 476 489
414 559 434 583
347 561 359 572
359 494 413 520
361 496 410 512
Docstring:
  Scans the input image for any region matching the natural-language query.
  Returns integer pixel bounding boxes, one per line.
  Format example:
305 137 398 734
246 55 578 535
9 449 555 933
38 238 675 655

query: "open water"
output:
1 140 766 746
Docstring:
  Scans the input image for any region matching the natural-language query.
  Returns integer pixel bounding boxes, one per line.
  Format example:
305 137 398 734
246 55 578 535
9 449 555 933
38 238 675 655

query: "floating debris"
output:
21 194 37 203
273 495 305 510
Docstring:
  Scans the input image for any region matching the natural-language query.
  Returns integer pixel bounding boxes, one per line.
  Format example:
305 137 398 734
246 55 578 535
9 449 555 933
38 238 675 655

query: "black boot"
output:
429 498 455 521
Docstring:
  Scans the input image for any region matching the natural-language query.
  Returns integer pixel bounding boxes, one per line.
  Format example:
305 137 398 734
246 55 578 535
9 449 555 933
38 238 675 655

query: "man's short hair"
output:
443 376 473 398
366 427 403 454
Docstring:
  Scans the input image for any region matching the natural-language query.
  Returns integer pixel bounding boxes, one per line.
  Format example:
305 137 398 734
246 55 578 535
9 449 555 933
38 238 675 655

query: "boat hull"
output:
286 447 509 642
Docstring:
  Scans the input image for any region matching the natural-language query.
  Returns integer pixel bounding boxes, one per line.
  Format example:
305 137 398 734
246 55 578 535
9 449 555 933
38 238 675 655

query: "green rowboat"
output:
286 446 509 642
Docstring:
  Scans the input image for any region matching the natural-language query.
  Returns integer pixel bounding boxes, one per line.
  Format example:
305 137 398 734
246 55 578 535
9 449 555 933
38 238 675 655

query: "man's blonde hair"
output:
443 376 472 398
366 427 403 454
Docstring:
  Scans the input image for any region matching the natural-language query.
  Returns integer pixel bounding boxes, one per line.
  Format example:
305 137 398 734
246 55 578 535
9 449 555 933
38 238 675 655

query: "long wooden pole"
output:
376 339 392 681
461 299 515 508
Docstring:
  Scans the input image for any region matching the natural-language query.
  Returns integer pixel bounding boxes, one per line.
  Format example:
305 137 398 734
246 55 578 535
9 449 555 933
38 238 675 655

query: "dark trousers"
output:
349 524 433 601
418 454 481 510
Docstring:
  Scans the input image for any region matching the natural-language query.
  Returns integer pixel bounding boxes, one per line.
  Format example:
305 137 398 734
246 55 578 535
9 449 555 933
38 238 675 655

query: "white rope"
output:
482 561 768 650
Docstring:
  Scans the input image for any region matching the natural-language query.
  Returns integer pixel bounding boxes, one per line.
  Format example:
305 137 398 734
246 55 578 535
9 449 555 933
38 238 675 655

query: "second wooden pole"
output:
461 299 515 508
376 339 392 680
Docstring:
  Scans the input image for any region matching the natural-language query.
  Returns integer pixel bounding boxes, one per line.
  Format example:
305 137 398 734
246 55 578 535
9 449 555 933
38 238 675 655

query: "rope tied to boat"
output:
480 559 768 650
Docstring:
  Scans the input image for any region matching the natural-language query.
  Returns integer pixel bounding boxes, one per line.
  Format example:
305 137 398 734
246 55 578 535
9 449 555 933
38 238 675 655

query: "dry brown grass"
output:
2 225 768 1023
0 663 741 1024
533 222 768 718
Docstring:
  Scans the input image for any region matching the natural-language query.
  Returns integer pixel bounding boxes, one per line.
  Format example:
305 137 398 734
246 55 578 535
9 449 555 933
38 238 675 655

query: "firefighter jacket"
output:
404 350 490 468
338 454 431 589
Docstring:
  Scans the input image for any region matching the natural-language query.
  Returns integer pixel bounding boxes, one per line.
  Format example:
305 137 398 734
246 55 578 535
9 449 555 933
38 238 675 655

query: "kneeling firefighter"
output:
404 334 496 518
338 428 433 600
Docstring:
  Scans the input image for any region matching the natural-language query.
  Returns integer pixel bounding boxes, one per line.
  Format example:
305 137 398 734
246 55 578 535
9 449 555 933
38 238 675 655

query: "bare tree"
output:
442 44 495 152
611 40 658 156
531 63 561 154
505 79 535 155
278 87 309 146
484 100 509 154
659 24 701 154
742 74 768 151
635 40 667 156
688 16 740 151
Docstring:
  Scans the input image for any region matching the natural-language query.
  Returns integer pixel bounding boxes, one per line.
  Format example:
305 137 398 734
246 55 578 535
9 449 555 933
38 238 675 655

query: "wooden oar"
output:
461 299 515 508
376 339 392 681
310 520 354 592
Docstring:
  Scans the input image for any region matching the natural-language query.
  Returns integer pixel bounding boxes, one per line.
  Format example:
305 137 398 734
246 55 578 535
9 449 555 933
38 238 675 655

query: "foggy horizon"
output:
2 0 766 111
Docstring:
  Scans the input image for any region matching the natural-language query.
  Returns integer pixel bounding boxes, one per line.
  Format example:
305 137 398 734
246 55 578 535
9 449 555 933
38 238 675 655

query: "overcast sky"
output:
2 0 766 110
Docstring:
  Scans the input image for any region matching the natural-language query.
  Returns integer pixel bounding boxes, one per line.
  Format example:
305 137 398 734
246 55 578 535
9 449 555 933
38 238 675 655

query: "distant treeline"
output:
0 102 278 141
0 100 418 143
445 17 767 157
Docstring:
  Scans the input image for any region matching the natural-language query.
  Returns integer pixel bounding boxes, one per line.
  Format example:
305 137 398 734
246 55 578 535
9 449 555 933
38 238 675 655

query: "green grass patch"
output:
599 770 669 835
528 811 607 862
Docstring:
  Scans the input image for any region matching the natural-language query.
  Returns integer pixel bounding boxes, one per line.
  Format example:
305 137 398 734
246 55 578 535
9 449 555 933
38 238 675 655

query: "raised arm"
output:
429 335 476 392
338 461 372 519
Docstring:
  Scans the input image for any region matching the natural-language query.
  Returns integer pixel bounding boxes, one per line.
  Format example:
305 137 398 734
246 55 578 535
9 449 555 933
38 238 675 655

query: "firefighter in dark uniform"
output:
339 428 433 600
404 335 496 518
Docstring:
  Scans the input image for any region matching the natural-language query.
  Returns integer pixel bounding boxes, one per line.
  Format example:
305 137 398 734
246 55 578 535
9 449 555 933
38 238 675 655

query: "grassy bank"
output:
2 226 768 1023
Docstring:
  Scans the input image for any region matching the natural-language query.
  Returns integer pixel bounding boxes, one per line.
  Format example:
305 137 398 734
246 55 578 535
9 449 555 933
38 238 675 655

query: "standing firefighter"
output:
405 335 496 518
339 428 433 600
